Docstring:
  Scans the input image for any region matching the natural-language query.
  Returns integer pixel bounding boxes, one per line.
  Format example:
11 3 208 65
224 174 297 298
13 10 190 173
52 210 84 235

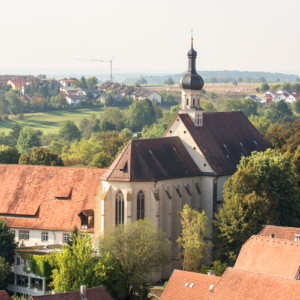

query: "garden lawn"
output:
0 107 105 134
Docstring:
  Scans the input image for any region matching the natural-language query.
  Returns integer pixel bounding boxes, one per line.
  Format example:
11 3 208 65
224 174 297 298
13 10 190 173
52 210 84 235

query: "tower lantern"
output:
179 34 204 127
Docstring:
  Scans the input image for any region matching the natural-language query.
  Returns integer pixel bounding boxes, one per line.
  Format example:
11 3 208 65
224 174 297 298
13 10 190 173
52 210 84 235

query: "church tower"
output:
179 34 204 127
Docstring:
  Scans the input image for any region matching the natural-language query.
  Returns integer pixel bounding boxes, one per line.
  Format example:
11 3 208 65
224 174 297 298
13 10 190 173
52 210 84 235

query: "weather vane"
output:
191 29 193 40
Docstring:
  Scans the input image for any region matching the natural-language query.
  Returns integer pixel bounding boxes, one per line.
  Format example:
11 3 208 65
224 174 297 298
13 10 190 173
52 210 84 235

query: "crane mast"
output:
75 57 115 82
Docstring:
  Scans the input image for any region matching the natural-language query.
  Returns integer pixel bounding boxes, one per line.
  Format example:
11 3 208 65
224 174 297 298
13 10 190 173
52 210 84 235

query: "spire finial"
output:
191 29 193 48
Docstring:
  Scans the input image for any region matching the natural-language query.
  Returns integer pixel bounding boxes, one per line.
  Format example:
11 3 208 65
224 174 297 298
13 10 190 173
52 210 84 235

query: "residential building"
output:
0 165 105 247
263 91 278 101
60 87 82 95
99 82 134 96
96 39 268 272
286 93 300 103
258 225 300 241
30 286 113 300
131 88 161 103
274 93 289 102
277 89 290 95
6 245 64 298
79 88 100 98
59 79 73 87
66 95 87 106
6 80 27 91
245 94 260 102
160 270 219 300
99 93 124 103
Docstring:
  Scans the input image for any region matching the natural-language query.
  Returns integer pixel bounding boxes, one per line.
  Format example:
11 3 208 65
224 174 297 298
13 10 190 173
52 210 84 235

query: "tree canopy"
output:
58 121 81 142
0 219 18 264
17 127 41 154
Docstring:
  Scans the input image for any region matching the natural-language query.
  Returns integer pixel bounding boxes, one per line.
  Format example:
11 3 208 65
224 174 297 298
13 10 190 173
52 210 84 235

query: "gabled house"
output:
286 94 300 103
60 87 82 95
277 89 290 95
263 91 278 101
131 88 161 103
258 225 300 241
60 79 73 87
6 80 27 91
66 95 87 106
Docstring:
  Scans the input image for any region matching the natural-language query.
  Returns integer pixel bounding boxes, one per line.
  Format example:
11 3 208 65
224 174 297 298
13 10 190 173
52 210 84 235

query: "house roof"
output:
0 291 12 300
30 286 113 300
234 235 300 279
209 267 300 300
100 136 201 182
67 95 87 100
8 80 26 86
61 79 74 83
258 225 300 242
165 112 268 176
0 165 105 231
160 269 219 300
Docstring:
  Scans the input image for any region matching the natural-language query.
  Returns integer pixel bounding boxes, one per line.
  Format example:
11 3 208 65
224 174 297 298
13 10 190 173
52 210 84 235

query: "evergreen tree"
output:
0 219 18 264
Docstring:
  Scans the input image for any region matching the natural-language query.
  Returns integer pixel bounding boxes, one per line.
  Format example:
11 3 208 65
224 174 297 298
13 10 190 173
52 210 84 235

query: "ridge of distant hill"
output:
124 70 299 84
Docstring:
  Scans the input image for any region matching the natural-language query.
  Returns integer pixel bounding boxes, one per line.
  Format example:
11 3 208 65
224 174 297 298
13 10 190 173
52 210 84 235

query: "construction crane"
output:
75 57 115 82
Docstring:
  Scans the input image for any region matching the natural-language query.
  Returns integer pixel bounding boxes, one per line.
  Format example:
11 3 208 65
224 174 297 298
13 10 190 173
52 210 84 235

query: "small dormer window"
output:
78 210 94 230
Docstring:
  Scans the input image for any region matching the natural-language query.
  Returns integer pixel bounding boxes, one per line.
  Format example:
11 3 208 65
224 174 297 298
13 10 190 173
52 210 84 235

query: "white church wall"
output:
165 119 214 173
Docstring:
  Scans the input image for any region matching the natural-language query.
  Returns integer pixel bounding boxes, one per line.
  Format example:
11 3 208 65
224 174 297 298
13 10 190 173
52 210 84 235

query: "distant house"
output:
6 80 27 91
99 82 134 96
245 94 260 102
263 91 278 101
99 93 124 103
274 93 289 102
286 94 300 103
60 87 82 95
66 95 87 106
277 89 290 95
78 88 100 98
131 88 161 103
60 79 73 87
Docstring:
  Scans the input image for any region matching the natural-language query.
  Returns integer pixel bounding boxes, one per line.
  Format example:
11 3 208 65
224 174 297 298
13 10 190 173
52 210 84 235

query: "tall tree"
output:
0 219 18 264
0 94 9 116
0 147 21 164
260 77 266 83
177 204 209 272
266 100 295 124
17 127 41 154
248 115 271 136
81 76 87 88
8 124 22 147
232 79 238 86
99 219 171 299
86 77 98 89
260 83 270 93
212 149 300 265
58 121 81 142
240 98 258 117
0 257 11 289
6 90 23 116
237 77 243 83
164 78 174 88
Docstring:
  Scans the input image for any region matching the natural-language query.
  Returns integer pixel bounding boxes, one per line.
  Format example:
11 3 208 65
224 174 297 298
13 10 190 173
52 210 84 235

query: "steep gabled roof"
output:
0 165 105 231
0 291 12 300
234 235 300 279
160 269 219 300
30 286 113 300
166 112 268 176
209 268 300 300
100 137 201 182
258 225 300 242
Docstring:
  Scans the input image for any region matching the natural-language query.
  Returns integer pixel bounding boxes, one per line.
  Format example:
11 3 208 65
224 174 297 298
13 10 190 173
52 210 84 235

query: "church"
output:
95 38 269 268
0 38 268 276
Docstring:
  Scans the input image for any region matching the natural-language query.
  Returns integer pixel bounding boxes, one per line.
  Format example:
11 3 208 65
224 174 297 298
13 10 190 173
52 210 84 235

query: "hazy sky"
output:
1 0 299 74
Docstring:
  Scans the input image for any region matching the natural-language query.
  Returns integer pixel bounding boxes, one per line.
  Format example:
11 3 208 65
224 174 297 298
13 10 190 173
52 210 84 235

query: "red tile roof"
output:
0 291 12 300
258 225 300 241
8 80 26 86
100 137 201 182
160 269 219 300
61 79 74 83
164 112 268 176
209 267 300 300
30 286 113 300
234 235 300 279
0 165 105 231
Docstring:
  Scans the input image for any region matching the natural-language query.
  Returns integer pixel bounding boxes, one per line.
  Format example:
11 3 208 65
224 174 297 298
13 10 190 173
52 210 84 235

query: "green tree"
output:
0 219 18 264
47 233 116 295
101 107 124 131
164 78 174 88
240 98 258 117
266 100 295 124
177 204 209 272
276 78 280 82
0 147 21 164
79 118 94 139
105 95 114 107
237 77 243 83
212 149 300 265
292 99 300 114
292 83 300 92
17 127 41 154
260 77 266 83
98 219 171 299
88 152 113 168
86 77 98 89
211 77 217 84
81 76 87 88
232 79 238 86
19 147 63 166
199 260 227 276
85 91 93 101
260 83 270 93
58 121 81 142
280 82 292 93
246 77 252 84
0 94 9 116
201 102 216 112
72 79 84 89
218 99 240 112
248 115 271 136
125 99 156 131
0 256 10 289
66 225 79 248
6 90 23 116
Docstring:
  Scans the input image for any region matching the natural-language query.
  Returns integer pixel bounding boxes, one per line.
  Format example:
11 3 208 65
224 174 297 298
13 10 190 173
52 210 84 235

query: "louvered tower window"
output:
137 190 145 220
115 190 124 225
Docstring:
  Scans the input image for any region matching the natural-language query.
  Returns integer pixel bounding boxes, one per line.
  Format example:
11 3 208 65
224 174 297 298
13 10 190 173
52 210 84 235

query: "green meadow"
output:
0 107 105 134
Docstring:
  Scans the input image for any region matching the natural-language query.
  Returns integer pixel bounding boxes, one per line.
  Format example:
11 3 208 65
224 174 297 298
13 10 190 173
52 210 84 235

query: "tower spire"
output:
191 29 193 49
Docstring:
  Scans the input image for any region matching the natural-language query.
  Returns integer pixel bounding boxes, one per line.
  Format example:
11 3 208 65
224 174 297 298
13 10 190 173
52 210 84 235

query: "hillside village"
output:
1 37 300 300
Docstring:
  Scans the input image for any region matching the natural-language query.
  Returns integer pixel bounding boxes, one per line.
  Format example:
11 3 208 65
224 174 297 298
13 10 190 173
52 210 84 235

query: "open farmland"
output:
0 107 105 134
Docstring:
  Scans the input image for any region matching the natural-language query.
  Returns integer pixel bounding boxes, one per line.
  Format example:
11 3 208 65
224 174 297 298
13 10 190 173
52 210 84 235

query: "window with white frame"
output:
42 232 48 242
63 233 70 243
19 231 29 240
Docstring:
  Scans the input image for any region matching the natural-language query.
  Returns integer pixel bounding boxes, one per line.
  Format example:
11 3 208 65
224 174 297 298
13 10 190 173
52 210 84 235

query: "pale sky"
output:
1 0 299 74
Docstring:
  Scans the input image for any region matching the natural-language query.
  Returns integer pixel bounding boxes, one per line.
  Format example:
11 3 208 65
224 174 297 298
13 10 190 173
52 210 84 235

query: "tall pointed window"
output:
115 190 124 225
186 98 189 106
193 99 195 106
137 190 145 220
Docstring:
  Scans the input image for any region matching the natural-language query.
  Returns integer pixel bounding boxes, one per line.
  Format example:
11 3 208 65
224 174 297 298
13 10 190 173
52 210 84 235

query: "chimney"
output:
295 234 300 242
80 285 87 300
207 270 216 276
270 234 275 238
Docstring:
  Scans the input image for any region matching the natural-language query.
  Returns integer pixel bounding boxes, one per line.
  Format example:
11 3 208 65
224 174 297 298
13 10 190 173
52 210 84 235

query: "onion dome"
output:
179 39 204 90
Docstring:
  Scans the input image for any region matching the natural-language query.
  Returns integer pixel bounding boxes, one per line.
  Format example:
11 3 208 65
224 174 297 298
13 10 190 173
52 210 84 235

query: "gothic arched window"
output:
186 98 189 105
115 190 124 225
193 99 195 106
137 190 145 220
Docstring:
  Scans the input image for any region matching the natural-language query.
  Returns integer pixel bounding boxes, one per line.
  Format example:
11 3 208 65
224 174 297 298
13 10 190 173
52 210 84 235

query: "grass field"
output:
0 107 105 134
